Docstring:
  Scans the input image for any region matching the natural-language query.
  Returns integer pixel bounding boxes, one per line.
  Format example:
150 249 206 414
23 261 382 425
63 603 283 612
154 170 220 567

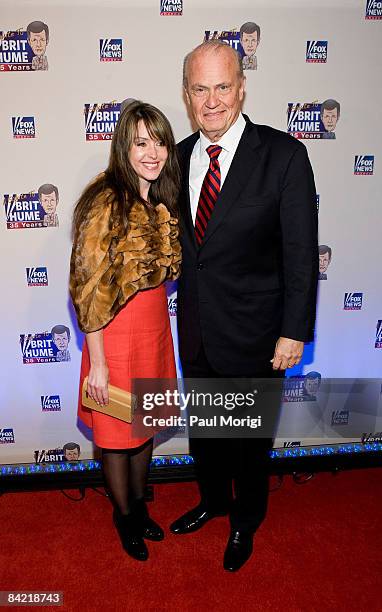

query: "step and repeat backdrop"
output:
1 0 381 465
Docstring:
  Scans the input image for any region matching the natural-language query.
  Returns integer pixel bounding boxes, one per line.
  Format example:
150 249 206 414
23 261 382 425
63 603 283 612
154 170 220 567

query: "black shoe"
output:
113 509 148 561
223 530 253 572
134 498 164 541
170 504 227 535
143 516 164 541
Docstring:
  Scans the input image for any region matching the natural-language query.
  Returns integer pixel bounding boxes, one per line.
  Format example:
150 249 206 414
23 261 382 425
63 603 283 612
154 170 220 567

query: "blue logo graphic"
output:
34 448 64 463
26 267 48 287
168 297 177 316
100 39 123 61
306 41 328 63
375 321 382 349
0 428 15 443
287 103 322 139
331 410 349 426
84 102 121 141
288 100 340 140
160 0 183 15
354 155 374 175
0 30 34 71
344 293 363 310
41 395 61 411
12 116 35 138
20 325 71 364
4 192 46 230
283 372 321 402
204 29 241 52
365 0 382 19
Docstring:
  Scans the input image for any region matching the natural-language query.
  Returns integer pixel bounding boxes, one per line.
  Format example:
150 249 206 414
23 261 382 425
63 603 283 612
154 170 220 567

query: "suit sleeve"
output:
279 143 318 342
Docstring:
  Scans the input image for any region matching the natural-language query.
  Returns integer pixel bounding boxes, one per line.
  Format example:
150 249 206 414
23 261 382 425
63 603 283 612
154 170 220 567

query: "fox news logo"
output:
12 116 35 138
168 297 177 316
26 267 48 287
306 41 328 63
354 155 374 175
344 292 363 310
34 448 64 463
283 441 301 448
375 320 382 348
204 29 241 51
4 192 45 229
160 0 183 15
287 103 322 139
365 0 382 19
0 428 15 443
41 395 61 411
100 39 122 61
331 410 349 426
0 30 34 71
84 102 121 141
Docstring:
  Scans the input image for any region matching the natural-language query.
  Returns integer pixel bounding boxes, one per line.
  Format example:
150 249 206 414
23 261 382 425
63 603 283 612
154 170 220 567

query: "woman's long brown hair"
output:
72 100 180 238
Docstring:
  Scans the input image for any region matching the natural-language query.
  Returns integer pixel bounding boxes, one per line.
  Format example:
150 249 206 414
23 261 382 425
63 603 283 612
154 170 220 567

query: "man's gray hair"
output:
183 40 243 88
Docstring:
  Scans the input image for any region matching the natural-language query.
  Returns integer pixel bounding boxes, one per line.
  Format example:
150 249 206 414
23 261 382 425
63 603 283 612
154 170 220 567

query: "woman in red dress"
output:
70 100 181 561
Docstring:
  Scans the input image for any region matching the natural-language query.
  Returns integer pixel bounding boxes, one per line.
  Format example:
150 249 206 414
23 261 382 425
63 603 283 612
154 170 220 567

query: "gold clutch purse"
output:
81 377 137 423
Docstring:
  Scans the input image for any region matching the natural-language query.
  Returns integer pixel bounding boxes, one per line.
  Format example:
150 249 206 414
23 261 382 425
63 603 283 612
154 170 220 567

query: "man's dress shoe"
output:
170 504 227 534
223 529 253 572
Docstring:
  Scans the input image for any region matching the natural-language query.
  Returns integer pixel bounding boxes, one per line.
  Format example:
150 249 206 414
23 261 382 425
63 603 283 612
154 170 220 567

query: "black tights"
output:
102 438 153 515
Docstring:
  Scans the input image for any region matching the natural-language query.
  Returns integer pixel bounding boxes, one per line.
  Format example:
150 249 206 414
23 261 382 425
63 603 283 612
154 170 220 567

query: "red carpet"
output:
1 468 382 612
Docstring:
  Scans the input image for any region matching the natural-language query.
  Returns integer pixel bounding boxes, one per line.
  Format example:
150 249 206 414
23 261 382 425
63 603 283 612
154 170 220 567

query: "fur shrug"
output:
70 191 181 333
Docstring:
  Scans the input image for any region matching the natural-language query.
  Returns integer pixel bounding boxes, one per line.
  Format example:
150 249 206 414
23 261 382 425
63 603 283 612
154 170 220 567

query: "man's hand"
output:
271 337 304 370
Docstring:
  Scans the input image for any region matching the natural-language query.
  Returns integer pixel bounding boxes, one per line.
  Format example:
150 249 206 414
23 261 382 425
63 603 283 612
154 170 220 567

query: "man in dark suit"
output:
169 40 318 571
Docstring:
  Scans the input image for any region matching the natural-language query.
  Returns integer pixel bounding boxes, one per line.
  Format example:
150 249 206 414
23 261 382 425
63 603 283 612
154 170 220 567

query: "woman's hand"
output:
87 362 109 405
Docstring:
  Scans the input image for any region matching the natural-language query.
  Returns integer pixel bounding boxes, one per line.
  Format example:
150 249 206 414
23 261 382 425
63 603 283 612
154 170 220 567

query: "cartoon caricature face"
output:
321 108 338 132
319 252 331 274
53 331 69 351
65 447 80 461
28 30 47 57
40 191 58 215
305 377 320 395
241 31 259 57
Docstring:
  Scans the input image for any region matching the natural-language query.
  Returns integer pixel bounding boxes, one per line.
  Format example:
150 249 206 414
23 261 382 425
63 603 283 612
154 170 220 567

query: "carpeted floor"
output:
1 468 381 612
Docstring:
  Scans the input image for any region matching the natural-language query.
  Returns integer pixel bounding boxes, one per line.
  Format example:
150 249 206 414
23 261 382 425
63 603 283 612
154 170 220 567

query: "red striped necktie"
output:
194 144 222 245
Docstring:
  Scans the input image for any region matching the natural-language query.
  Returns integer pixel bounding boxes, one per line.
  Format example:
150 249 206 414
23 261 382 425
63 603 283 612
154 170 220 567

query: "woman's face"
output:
129 120 168 190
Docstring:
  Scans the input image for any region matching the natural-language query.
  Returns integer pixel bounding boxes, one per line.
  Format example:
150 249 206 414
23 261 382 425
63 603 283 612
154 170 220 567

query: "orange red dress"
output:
78 284 176 449
70 193 181 450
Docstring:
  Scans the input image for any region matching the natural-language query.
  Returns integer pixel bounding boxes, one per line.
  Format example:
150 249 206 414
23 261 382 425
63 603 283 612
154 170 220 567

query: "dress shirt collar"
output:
197 113 246 157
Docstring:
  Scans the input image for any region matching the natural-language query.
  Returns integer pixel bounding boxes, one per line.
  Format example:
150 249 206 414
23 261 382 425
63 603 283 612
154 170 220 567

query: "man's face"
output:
28 30 47 56
241 31 259 57
322 108 338 132
305 378 320 395
319 252 331 273
40 191 57 215
185 47 245 142
65 448 79 461
53 332 69 351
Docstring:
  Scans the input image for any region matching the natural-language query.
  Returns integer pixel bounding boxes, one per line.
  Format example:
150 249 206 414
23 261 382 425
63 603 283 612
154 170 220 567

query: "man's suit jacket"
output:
177 115 318 376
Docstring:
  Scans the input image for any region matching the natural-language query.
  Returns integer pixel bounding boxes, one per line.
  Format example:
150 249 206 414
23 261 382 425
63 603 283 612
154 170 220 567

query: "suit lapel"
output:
200 120 262 249
179 133 198 250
